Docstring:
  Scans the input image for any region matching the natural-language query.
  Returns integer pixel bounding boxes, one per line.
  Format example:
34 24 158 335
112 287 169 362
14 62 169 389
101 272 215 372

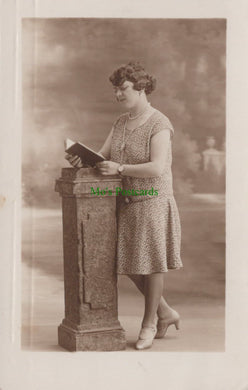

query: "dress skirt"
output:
116 195 182 275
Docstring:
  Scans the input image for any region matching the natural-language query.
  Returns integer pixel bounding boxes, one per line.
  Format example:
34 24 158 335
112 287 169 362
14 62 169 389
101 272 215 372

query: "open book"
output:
65 138 105 167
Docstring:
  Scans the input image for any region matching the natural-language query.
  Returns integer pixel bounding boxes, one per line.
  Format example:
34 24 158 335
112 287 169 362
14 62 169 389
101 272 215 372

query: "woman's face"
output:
113 80 140 110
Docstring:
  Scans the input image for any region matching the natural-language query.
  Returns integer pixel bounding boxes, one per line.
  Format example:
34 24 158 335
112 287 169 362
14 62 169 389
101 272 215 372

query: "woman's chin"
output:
119 101 131 110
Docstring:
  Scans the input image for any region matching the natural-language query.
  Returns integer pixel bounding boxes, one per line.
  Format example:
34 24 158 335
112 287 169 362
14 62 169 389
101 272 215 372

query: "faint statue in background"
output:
195 136 225 194
203 136 225 175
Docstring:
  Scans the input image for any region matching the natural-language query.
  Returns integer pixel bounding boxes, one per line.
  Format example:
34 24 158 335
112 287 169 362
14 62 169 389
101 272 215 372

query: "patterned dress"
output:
110 109 183 275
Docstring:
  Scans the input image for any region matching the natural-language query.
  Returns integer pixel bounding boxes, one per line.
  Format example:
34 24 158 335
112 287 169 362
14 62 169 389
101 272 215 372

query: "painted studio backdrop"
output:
22 19 226 351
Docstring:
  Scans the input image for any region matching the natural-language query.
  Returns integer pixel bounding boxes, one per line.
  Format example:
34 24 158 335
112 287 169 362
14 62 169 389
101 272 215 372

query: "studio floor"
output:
21 195 225 352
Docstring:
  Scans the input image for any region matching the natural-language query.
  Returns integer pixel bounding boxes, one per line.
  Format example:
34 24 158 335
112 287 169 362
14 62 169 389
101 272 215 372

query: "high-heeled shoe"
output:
135 325 157 350
155 311 180 339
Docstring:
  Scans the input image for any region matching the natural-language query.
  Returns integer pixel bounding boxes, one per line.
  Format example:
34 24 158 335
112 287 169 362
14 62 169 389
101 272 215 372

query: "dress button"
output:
124 197 130 204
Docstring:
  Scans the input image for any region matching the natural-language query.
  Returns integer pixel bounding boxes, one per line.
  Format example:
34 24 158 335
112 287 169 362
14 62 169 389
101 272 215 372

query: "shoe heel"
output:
174 319 180 330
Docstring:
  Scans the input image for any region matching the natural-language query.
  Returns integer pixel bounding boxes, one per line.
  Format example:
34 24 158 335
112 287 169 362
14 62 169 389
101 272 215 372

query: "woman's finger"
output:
65 153 74 160
97 162 106 168
72 158 82 167
66 154 79 162
70 155 80 163
66 156 75 164
66 154 83 167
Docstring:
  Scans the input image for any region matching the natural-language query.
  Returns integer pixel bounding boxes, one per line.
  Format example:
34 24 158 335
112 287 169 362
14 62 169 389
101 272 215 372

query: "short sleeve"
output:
151 114 174 139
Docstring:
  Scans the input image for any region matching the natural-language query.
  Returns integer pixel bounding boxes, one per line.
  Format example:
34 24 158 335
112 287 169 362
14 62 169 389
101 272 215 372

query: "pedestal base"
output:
58 323 126 351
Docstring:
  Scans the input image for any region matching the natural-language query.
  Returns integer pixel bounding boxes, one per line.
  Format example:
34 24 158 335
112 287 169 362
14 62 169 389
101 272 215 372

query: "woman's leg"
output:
128 274 145 294
128 274 175 320
142 273 164 327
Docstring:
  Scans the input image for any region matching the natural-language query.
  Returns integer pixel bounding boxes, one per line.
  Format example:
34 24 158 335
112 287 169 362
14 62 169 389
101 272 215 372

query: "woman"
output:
66 62 183 350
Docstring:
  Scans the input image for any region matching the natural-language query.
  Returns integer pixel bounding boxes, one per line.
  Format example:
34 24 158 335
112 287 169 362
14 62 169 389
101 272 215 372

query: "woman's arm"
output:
97 129 171 177
98 128 114 160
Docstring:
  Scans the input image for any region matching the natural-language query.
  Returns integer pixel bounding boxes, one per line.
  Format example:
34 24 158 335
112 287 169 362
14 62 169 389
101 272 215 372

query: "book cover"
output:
65 138 105 166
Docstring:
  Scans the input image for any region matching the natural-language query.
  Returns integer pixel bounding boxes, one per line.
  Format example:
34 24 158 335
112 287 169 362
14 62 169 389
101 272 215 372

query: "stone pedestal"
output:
55 168 126 351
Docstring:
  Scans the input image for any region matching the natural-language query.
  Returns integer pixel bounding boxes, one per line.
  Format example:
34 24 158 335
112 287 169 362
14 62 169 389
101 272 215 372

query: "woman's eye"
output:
113 86 127 93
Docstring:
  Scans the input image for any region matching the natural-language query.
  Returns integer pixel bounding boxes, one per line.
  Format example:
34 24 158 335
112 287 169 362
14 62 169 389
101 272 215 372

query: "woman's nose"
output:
116 89 122 98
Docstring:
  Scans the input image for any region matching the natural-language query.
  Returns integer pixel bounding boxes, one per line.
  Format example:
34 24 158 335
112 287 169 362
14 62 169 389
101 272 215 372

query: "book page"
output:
64 138 75 150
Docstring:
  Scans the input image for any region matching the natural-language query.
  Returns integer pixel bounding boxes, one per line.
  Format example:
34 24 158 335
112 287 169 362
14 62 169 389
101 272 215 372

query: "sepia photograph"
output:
1 0 248 389
22 18 225 352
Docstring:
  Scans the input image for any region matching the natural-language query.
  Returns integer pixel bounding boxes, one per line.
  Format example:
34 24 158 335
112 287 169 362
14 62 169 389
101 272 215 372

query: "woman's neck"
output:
129 96 149 117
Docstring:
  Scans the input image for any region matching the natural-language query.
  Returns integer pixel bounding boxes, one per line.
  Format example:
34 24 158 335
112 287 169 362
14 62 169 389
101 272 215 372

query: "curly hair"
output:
109 62 156 95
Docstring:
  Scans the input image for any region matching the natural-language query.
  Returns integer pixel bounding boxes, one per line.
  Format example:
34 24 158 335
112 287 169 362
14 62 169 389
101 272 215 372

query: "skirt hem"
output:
117 265 183 276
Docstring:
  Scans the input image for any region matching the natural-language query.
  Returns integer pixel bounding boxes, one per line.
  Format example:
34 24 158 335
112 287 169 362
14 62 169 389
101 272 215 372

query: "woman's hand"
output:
96 161 120 175
65 154 84 168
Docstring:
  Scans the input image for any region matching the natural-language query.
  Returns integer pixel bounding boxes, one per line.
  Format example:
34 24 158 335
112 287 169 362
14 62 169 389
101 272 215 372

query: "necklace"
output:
120 118 132 154
120 116 143 154
120 103 152 157
128 102 151 120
